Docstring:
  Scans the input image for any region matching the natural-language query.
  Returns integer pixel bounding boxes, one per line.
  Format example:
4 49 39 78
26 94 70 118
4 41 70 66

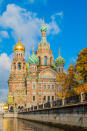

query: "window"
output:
38 56 41 65
59 68 60 72
52 96 54 101
52 85 54 90
32 84 35 90
44 85 46 90
48 85 50 89
48 96 50 101
33 96 35 101
43 96 46 101
44 56 47 65
18 63 21 70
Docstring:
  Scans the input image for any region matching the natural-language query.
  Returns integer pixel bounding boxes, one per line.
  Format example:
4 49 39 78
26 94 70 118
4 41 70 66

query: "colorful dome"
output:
28 54 38 64
40 25 47 32
55 48 65 66
55 56 65 65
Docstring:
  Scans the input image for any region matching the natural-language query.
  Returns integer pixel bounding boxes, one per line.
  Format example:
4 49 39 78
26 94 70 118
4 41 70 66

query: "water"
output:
0 118 86 131
0 118 64 131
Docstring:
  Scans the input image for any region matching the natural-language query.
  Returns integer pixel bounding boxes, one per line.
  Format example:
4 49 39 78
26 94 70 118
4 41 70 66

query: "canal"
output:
0 118 86 131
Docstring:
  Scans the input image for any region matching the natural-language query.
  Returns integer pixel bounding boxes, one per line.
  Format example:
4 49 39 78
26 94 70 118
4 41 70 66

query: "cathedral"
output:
7 19 65 110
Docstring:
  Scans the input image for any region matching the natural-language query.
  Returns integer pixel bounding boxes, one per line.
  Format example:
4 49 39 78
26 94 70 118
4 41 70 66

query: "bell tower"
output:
8 34 26 111
11 34 26 73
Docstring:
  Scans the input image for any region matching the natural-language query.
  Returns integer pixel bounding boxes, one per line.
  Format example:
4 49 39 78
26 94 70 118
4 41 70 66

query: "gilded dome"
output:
14 41 25 52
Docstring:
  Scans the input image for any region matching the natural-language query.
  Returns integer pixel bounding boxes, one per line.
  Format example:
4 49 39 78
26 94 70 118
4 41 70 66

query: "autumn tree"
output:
76 48 87 83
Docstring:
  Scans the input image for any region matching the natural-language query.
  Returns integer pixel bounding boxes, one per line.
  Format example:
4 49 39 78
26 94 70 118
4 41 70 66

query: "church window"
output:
48 85 50 89
52 96 54 101
18 63 21 70
44 85 46 90
33 96 35 101
44 56 47 65
48 96 50 101
32 84 35 90
52 85 54 90
43 96 46 101
38 56 41 65
59 68 60 72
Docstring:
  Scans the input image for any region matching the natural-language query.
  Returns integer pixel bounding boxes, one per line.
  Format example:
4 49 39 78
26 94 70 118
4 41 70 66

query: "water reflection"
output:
0 118 63 131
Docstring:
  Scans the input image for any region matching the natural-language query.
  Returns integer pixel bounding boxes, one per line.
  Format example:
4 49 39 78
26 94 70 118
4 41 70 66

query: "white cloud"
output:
0 4 61 54
51 11 63 21
0 53 11 70
28 0 47 4
0 53 11 102
0 31 9 38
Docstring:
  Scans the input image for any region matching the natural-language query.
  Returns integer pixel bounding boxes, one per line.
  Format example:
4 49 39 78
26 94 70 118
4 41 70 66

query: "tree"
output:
56 72 66 98
76 48 87 83
65 64 79 97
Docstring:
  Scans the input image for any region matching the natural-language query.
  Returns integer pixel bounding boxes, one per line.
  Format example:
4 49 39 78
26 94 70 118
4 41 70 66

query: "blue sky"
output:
0 0 87 102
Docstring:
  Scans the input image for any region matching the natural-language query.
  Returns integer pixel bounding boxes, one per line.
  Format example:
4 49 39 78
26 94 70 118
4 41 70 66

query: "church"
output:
7 19 65 110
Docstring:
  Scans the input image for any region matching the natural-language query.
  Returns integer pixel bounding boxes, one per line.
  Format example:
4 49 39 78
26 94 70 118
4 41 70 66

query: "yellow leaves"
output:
56 72 66 82
58 92 63 99
84 64 87 71
74 83 87 95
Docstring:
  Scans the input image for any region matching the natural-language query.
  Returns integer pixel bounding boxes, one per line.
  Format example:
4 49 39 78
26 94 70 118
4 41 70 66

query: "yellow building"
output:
8 19 65 110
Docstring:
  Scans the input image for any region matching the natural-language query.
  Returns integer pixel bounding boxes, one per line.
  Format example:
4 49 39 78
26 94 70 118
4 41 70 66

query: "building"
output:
8 19 65 110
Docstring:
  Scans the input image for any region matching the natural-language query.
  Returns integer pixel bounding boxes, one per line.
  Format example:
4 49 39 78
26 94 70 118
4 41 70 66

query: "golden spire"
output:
43 17 45 25
32 44 34 55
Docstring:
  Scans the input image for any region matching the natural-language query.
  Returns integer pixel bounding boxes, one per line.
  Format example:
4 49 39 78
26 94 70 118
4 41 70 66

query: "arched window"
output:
59 68 60 72
18 63 21 70
38 56 41 65
44 56 47 65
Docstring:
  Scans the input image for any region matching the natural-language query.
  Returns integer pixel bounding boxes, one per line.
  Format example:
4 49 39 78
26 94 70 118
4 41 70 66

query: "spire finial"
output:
59 48 60 56
32 44 34 55
43 17 45 25
19 32 21 42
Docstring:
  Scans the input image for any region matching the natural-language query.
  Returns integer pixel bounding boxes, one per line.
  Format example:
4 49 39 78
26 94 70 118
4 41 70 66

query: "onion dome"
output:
55 48 65 66
14 34 25 52
28 46 38 64
40 25 47 32
40 18 47 32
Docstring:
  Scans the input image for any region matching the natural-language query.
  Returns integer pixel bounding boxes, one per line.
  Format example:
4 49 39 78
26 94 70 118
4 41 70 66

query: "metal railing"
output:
18 92 87 113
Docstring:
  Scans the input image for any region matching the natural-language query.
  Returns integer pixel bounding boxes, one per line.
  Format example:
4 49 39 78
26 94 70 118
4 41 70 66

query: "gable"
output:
39 68 57 79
